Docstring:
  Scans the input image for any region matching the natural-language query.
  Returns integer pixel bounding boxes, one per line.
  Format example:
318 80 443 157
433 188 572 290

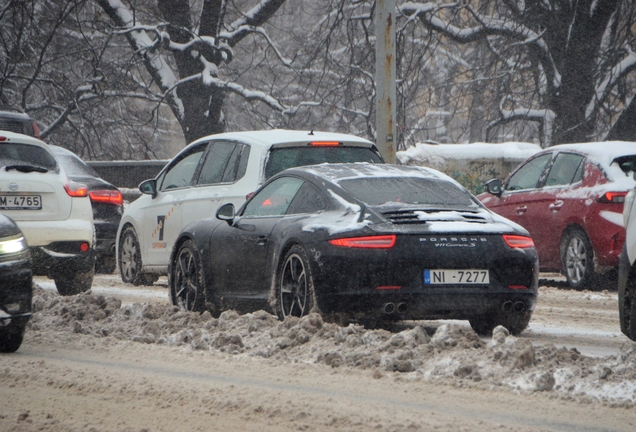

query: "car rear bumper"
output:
318 289 538 321
31 243 95 278
18 218 94 246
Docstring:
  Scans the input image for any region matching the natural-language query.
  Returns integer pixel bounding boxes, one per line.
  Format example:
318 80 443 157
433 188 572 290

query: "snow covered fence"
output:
397 142 541 194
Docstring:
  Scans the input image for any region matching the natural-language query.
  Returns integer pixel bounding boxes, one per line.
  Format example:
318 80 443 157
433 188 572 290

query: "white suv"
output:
0 131 95 295
619 180 636 340
117 130 383 285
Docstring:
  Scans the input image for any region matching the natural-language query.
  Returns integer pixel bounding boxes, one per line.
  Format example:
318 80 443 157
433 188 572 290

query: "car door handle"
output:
515 206 527 215
549 200 564 212
256 235 268 245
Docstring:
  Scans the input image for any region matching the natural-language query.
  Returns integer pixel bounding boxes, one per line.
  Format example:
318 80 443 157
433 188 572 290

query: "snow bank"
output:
28 287 636 407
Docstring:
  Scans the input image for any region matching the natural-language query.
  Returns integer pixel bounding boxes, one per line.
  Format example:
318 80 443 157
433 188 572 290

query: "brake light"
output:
503 235 534 249
310 141 341 147
89 190 123 206
32 121 40 139
598 191 627 203
508 285 528 290
0 136 6 141
80 242 90 252
246 192 255 200
64 182 88 197
329 235 396 248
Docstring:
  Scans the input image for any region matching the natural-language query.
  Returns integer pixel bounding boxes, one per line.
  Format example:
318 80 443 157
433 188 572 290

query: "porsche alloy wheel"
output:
277 245 315 320
171 240 205 312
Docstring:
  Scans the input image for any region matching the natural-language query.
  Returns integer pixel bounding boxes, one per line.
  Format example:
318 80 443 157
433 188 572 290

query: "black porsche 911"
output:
169 163 539 335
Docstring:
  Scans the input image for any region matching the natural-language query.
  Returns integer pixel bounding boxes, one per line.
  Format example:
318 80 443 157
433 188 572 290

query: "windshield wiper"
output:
4 164 49 173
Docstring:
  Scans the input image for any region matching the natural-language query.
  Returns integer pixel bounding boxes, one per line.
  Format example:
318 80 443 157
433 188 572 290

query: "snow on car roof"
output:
0 130 49 148
188 129 375 148
548 141 636 167
296 162 459 185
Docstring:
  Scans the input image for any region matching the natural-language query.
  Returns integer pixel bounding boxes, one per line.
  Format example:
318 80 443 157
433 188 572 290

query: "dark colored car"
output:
0 213 32 353
169 163 539 335
479 142 636 290
49 146 123 274
0 110 40 139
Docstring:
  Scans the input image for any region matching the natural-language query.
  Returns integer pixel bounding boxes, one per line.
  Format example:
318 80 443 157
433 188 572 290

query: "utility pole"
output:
375 0 396 163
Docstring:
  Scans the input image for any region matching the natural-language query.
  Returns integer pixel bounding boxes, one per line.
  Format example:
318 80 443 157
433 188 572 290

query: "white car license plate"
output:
0 195 42 210
424 269 489 285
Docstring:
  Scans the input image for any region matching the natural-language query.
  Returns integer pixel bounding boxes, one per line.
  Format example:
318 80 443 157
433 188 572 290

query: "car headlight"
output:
0 236 27 255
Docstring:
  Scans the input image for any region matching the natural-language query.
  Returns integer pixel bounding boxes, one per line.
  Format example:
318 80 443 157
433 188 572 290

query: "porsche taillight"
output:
503 235 534 249
328 235 396 249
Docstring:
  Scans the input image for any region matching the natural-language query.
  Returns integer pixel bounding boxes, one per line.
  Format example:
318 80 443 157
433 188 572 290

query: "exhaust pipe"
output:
514 301 526 312
383 303 395 314
502 301 513 312
397 303 408 314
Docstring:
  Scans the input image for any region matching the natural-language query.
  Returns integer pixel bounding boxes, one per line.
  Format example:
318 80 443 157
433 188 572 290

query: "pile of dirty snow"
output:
28 287 636 407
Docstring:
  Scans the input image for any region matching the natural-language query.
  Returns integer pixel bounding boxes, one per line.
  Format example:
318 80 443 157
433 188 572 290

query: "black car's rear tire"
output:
0 323 26 353
171 240 206 312
275 245 316 320
95 257 116 274
54 269 94 296
629 294 636 341
561 227 595 290
469 310 532 336
119 226 157 286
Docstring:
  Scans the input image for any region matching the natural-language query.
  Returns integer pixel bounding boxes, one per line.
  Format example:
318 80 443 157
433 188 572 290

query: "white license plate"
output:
0 195 42 210
424 269 489 285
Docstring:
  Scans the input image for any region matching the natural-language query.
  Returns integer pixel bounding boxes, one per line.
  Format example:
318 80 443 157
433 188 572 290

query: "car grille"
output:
382 209 487 224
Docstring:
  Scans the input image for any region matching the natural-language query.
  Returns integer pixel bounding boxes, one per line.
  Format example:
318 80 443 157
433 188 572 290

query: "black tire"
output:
469 310 532 336
171 240 206 312
275 245 316 320
561 228 595 290
629 294 636 341
118 226 157 285
54 269 94 296
0 323 26 353
95 257 116 274
469 315 497 336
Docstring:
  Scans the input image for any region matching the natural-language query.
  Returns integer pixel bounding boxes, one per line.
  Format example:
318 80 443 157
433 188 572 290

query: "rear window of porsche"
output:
264 146 382 179
339 176 476 207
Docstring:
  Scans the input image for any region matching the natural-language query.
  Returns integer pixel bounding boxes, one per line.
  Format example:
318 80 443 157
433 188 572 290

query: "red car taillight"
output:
64 182 88 197
32 121 40 139
503 235 534 249
309 141 341 147
328 235 396 249
89 190 123 206
598 191 627 203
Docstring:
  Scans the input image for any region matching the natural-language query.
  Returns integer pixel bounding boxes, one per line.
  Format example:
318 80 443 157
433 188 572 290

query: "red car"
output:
478 142 636 290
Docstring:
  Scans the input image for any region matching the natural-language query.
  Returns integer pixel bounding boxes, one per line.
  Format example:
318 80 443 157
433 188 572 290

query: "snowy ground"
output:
1 274 635 431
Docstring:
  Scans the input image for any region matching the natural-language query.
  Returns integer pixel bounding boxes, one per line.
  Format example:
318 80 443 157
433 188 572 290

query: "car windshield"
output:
338 176 477 207
264 146 382 179
54 151 99 177
0 143 57 169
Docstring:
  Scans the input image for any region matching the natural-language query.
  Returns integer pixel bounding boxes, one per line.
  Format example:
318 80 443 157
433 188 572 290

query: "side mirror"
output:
485 178 503 197
216 203 236 224
139 179 157 199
